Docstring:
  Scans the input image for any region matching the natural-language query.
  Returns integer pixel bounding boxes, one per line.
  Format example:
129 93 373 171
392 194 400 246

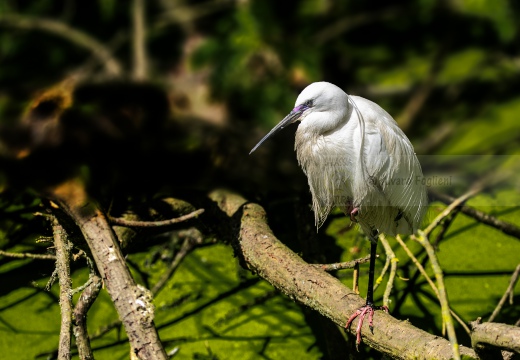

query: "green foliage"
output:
0 242 321 359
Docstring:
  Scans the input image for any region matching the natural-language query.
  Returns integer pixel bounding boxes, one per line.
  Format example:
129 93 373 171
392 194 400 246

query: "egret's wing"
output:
350 96 427 235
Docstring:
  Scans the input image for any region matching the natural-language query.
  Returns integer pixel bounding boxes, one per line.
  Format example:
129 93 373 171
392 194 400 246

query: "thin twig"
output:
0 13 122 76
395 235 470 335
374 241 391 291
151 229 204 296
397 49 443 131
313 6 403 44
353 262 360 295
424 188 481 237
412 231 460 360
312 254 372 271
73 273 102 360
132 0 148 81
430 190 520 240
488 264 520 322
52 216 73 360
379 234 397 308
109 208 204 228
46 268 59 291
0 249 55 260
433 209 460 249
90 320 122 341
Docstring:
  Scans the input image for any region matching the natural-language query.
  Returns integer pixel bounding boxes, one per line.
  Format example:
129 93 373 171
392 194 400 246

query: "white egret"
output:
250 81 427 346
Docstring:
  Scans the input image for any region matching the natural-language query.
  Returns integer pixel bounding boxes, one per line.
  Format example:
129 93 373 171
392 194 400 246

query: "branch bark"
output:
73 273 102 360
208 189 477 359
53 216 73 360
471 321 520 357
47 179 167 360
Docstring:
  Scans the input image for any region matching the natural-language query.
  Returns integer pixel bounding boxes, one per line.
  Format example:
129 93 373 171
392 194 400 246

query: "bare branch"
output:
132 0 148 80
47 179 167 360
471 320 520 355
396 50 443 131
208 189 477 359
379 234 397 308
52 216 73 360
0 249 55 260
151 228 204 296
424 187 481 237
73 273 102 360
312 255 372 271
412 231 460 360
433 208 460 249
313 7 403 44
488 264 520 322
109 208 204 228
395 235 471 335
0 13 122 76
430 190 520 240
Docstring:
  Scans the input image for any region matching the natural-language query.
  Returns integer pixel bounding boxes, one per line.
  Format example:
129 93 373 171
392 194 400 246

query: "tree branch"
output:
488 264 520 322
73 273 102 360
0 13 122 76
52 216 73 360
0 249 56 260
412 231 460 360
424 187 480 237
132 0 148 81
395 235 471 335
47 179 167 360
471 321 520 356
208 189 477 359
311 255 372 271
109 208 204 228
379 234 397 308
151 228 204 296
430 190 520 240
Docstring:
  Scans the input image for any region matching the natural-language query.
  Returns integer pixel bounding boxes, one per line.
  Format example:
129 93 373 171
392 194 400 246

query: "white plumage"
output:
251 81 427 239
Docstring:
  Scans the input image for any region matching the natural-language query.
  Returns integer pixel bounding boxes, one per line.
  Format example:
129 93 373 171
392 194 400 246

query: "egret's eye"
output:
304 100 313 107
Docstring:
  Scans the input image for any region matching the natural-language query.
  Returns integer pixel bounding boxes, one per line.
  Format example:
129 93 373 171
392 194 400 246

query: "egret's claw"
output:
345 303 389 349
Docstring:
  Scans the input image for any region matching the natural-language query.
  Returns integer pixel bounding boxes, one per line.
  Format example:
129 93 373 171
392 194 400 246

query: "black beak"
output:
249 105 307 154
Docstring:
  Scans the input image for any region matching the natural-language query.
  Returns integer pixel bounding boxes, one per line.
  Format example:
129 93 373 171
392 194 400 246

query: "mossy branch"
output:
208 189 477 359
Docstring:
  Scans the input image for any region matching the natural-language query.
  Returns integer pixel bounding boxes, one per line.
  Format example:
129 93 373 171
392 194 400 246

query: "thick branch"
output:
47 179 167 360
208 189 477 359
53 216 73 360
471 321 520 354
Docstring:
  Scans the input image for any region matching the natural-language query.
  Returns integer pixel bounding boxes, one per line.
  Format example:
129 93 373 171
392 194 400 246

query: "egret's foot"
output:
345 303 389 349
350 207 359 223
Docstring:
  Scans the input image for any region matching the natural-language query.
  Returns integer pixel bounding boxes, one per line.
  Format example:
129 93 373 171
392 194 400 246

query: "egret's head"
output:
249 82 349 154
295 82 348 115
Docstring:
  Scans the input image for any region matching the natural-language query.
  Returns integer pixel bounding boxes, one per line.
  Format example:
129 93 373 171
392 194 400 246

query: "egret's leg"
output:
345 237 389 348
366 239 377 306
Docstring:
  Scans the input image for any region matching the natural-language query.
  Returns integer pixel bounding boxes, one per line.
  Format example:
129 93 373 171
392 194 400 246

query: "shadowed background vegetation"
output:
0 0 519 359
